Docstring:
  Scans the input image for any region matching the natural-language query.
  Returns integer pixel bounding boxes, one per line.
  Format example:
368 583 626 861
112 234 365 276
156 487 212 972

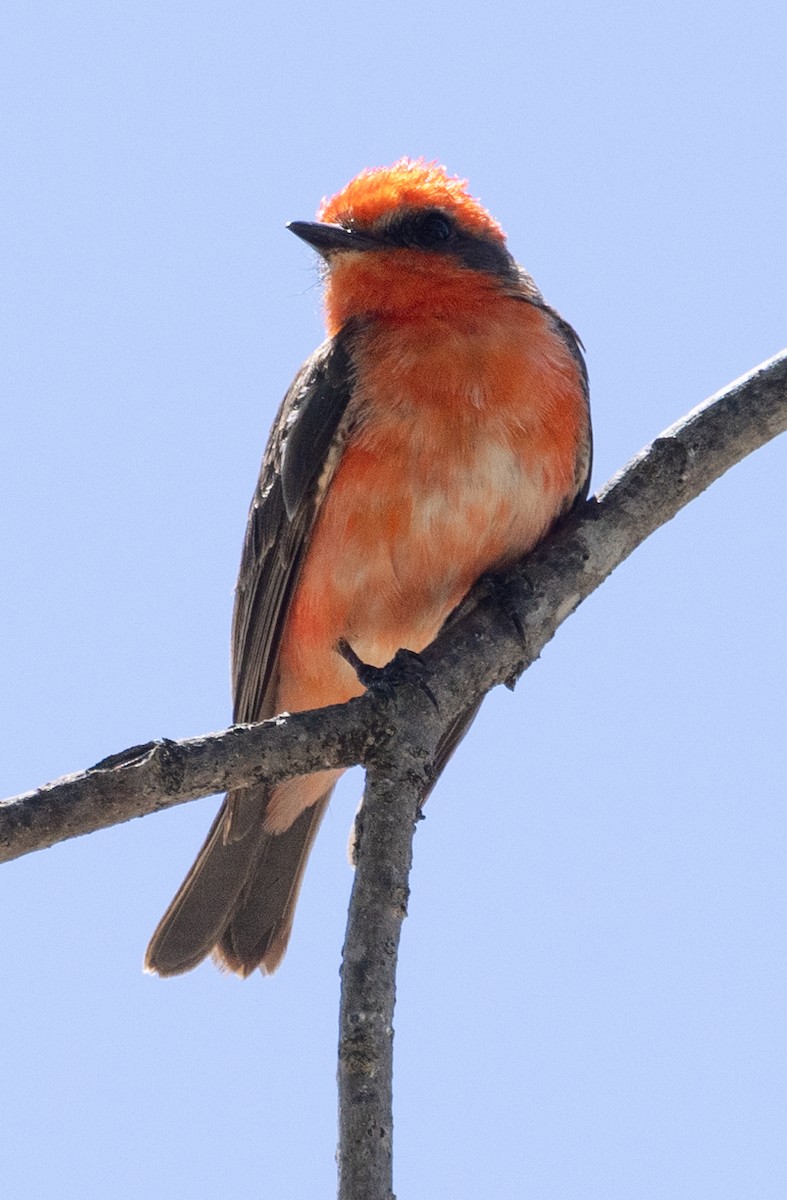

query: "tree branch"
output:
332 348 787 1195
2 350 785 870
337 764 426 1200
2 351 785 1198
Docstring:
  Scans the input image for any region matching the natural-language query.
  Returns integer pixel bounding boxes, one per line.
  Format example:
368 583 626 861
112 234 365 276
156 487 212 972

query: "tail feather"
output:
215 794 331 976
144 784 331 978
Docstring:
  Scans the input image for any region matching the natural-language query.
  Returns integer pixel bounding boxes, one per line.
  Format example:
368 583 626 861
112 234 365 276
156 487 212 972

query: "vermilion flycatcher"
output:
145 159 592 978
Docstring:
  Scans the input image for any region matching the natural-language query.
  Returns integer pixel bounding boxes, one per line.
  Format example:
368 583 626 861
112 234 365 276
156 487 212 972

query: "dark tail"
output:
144 785 330 977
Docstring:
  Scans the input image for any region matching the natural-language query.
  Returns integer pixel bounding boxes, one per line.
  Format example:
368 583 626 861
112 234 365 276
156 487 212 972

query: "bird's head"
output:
288 159 530 331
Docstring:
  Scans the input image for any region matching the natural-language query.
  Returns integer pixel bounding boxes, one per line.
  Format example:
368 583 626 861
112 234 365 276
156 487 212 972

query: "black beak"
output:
287 220 380 257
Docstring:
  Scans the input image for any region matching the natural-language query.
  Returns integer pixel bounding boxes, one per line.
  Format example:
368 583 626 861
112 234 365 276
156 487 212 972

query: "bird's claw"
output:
337 640 440 711
483 572 531 690
485 572 528 644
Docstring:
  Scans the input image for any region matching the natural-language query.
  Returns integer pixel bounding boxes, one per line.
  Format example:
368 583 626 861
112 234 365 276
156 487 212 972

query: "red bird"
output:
145 159 592 978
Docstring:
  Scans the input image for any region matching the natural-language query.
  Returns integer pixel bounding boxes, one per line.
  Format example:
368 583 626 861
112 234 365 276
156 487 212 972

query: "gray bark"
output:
1 350 785 1199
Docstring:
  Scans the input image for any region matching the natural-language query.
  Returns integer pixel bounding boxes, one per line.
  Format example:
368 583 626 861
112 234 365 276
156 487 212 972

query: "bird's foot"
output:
336 639 439 711
483 572 531 690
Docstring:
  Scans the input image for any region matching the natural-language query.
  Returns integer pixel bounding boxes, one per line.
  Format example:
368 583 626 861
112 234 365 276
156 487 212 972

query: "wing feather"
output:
145 328 361 973
230 326 358 725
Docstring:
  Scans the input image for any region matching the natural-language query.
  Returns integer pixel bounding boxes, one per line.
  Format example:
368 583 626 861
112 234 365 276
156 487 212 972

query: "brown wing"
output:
230 326 359 727
542 303 593 508
144 327 359 975
507 275 592 509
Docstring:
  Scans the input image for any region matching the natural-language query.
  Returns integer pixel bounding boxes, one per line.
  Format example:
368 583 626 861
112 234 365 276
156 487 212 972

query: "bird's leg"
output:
485 571 528 643
336 639 439 711
479 570 534 691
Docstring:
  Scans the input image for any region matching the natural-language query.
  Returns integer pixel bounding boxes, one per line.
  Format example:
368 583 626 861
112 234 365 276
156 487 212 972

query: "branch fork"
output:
2 351 785 1200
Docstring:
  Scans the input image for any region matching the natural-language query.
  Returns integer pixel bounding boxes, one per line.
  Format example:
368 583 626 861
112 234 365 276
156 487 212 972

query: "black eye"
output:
408 211 454 246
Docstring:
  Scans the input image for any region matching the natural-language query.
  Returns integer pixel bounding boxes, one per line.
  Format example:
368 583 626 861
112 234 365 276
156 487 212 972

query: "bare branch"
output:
0 705 373 863
336 348 787 1194
337 765 426 1200
2 351 784 1197
1 349 784 876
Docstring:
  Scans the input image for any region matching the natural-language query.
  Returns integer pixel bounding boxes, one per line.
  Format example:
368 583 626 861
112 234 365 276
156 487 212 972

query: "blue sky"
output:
2 2 785 1197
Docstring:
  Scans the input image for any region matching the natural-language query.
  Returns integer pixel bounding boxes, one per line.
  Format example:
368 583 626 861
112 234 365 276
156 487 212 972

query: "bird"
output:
145 158 592 978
